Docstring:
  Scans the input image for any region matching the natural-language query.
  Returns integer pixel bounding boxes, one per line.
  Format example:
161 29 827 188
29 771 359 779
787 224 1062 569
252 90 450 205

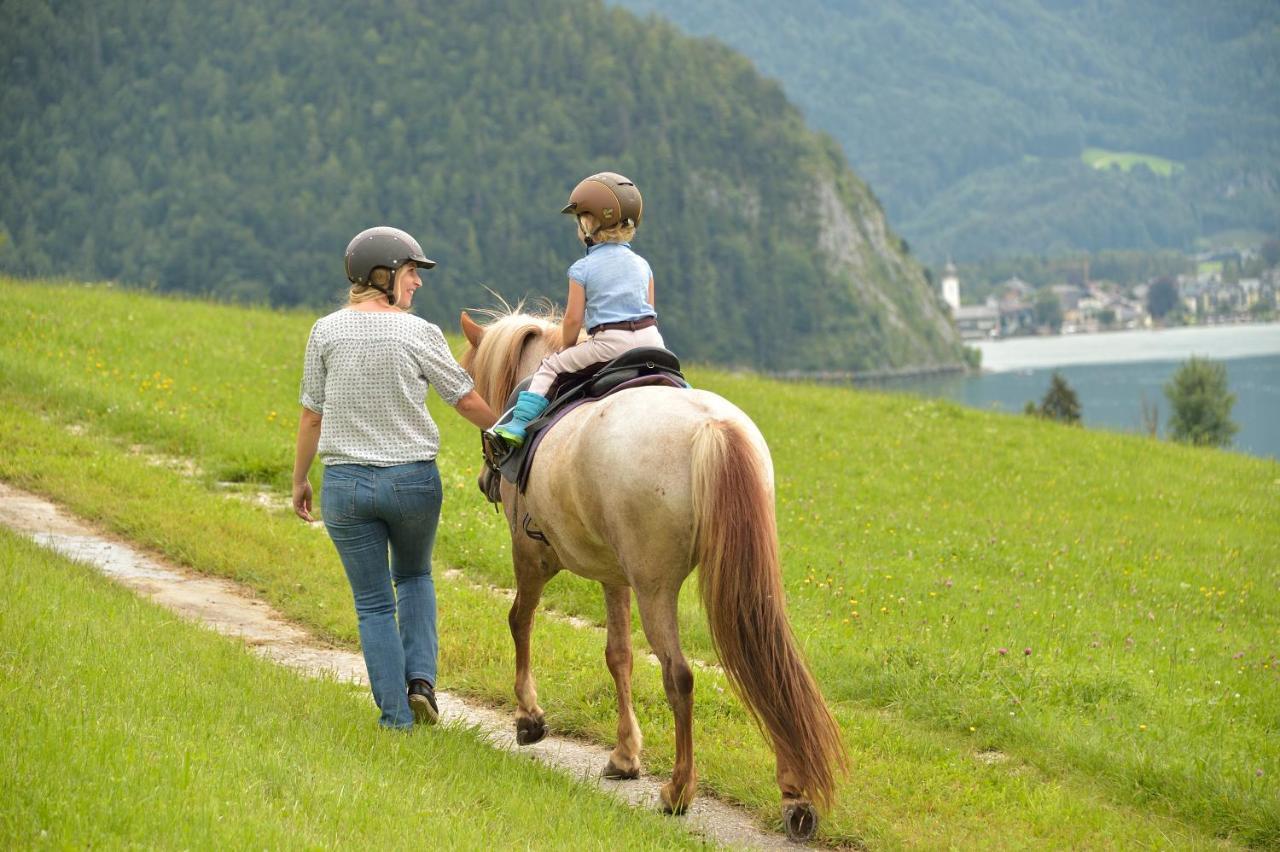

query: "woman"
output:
292 226 496 730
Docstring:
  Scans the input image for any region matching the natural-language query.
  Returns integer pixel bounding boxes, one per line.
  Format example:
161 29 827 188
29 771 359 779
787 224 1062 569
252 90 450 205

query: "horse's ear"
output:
460 311 485 347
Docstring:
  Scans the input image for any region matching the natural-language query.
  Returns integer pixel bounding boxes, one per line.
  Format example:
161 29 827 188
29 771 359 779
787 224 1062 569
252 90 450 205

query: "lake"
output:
875 324 1280 460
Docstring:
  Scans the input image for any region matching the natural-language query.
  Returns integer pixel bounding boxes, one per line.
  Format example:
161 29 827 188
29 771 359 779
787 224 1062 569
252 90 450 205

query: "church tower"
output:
940 259 961 313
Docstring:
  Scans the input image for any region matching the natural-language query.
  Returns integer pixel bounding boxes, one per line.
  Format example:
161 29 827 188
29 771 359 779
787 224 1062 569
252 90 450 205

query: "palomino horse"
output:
459 309 847 840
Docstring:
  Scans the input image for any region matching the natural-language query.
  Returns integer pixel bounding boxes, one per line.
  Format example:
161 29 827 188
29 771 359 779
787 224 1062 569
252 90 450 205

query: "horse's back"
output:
524 386 769 583
546 385 767 484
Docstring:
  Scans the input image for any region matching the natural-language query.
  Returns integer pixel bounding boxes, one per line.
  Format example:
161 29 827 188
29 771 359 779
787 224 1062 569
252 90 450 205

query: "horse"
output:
459 308 847 841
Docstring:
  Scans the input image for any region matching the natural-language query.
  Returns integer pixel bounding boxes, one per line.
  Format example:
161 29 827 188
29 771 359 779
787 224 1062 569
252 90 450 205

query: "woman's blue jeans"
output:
322 461 442 729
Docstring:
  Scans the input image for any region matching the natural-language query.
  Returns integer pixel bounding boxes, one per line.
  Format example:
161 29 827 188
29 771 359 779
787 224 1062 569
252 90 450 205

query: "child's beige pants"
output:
528 326 665 396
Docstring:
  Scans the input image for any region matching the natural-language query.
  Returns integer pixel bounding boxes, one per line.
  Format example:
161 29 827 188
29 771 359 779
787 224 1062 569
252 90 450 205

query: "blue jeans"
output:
322 461 442 729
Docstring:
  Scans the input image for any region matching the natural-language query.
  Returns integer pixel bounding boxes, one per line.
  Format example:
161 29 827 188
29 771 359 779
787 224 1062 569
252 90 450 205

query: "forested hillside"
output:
611 0 1280 261
0 0 964 373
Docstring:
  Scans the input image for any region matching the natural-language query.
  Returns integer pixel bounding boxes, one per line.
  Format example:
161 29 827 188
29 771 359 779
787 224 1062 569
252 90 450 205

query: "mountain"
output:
0 0 964 373
608 0 1280 261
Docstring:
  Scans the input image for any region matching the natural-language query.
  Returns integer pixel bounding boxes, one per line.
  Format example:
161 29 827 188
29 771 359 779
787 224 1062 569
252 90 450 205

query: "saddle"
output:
480 347 687 501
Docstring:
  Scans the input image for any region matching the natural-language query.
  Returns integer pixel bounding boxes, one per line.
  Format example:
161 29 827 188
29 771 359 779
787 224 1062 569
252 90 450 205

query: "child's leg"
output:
495 331 662 445
527 336 608 396
531 329 659 394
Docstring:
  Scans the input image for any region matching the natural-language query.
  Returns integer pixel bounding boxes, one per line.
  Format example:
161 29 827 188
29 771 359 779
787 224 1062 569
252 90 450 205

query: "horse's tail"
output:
690 418 848 810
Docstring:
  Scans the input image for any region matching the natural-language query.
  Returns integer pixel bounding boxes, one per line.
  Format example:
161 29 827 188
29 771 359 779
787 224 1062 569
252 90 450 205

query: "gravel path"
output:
0 481 797 850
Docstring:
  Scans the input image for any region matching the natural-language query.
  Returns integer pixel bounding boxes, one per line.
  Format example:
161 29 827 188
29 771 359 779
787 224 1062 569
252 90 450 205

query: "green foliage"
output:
1147 276 1180 319
1027 371 1081 424
0 0 961 373
1034 288 1063 332
1164 357 1239 447
958 249 1192 304
0 529 704 849
1263 238 1280 268
1082 147 1183 177
609 0 1280 260
3 280 1279 845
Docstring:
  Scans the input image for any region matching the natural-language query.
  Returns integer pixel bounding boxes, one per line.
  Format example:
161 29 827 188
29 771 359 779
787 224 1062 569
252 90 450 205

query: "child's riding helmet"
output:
561 172 643 232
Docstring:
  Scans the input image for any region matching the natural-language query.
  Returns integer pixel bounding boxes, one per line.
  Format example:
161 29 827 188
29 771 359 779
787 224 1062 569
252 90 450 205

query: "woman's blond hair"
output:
578 212 636 245
347 265 411 309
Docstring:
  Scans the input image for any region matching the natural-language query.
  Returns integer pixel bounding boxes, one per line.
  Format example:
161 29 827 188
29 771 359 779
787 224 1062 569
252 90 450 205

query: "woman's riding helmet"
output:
344 226 436 286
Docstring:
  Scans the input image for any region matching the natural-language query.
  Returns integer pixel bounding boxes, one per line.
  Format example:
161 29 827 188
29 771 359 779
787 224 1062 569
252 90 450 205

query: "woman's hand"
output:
292 407 322 521
292 479 315 522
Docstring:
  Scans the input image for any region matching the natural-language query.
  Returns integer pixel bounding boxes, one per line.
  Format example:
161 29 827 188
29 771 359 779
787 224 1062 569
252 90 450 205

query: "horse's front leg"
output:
509 533 554 745
601 583 642 779
635 586 696 814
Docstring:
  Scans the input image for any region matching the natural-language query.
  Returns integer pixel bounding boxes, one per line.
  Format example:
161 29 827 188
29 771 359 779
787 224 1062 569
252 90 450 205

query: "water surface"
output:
878 325 1280 460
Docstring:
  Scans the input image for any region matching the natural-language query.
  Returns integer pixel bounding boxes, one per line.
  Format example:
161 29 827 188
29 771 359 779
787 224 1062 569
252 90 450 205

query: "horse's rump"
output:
521 386 759 584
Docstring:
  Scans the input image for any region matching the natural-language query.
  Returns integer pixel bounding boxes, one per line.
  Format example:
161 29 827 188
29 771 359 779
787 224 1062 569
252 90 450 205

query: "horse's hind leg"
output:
776 760 819 841
635 586 697 814
601 584 642 780
509 550 552 745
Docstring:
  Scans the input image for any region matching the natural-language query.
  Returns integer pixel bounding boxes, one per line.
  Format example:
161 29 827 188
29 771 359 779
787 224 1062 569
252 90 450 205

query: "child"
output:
494 171 664 446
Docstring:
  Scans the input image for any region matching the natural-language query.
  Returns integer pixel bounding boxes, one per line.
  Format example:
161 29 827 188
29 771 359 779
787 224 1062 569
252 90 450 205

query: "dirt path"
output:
0 481 795 850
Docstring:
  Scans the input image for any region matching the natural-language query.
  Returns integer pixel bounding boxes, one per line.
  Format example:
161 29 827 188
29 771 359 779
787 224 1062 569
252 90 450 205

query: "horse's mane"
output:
460 301 561 410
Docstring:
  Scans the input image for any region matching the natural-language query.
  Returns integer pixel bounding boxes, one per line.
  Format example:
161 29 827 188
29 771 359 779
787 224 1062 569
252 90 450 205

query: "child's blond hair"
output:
578 212 636 245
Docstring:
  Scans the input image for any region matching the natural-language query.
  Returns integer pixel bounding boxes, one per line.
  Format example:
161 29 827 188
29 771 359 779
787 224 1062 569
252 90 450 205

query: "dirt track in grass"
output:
0 480 794 850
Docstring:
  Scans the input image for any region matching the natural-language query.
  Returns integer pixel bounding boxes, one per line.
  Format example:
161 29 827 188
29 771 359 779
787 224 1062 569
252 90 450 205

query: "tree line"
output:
610 0 1280 261
0 0 964 373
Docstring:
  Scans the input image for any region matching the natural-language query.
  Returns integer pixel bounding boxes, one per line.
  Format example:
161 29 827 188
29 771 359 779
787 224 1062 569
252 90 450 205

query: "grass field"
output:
1082 147 1184 177
1085 145 1182 176
0 527 702 848
3 278 1277 847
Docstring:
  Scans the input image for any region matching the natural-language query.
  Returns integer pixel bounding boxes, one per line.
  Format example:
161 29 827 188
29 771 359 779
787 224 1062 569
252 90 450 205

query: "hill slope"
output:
2 278 1277 845
0 0 963 372
610 0 1280 260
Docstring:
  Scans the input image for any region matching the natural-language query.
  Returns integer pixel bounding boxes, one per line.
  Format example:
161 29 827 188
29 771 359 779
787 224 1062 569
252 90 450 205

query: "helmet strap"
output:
369 266 397 306
578 217 598 248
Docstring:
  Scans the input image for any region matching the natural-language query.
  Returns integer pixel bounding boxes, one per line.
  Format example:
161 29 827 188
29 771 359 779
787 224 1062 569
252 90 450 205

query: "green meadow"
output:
1082 147 1184 177
0 528 704 849
2 278 1277 848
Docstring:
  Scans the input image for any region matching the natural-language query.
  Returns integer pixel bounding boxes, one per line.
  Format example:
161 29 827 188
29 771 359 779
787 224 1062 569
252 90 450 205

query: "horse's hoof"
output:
783 802 818 842
515 717 546 745
601 758 640 780
659 782 691 816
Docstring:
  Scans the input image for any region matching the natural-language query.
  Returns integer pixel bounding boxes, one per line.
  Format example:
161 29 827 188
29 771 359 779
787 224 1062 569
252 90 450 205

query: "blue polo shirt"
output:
567 242 655 331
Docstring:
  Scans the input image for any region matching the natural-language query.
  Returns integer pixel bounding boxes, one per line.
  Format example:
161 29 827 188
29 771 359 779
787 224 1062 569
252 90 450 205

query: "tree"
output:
1164 357 1238 447
1262 237 1280 268
1147 276 1179 319
1034 288 1063 332
1028 371 1081 424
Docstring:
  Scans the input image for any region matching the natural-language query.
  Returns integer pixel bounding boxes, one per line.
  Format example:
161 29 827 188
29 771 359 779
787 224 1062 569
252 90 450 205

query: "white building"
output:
940 259 961 313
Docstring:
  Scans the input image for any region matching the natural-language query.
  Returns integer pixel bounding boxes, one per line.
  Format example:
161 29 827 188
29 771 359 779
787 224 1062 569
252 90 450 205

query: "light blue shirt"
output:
567 242 655 332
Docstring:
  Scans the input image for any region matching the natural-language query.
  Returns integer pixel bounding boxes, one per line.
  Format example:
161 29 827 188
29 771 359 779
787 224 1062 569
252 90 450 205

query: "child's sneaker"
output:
492 391 549 447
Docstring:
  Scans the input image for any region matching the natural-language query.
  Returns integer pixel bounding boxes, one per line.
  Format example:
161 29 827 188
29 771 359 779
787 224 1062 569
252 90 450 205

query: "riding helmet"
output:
344 226 436 286
561 172 643 229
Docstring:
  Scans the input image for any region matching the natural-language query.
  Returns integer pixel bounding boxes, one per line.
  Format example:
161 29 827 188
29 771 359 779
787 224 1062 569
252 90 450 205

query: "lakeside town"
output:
943 247 1280 341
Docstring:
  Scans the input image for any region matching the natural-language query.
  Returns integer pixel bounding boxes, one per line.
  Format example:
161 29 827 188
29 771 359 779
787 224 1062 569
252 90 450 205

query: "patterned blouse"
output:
299 309 474 466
